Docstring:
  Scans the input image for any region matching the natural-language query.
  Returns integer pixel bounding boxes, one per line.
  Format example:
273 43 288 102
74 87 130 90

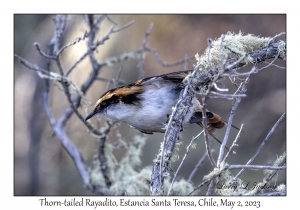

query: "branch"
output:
223 124 243 162
234 113 286 180
187 151 208 182
150 85 194 195
216 77 250 167
228 165 286 170
201 97 217 167
145 47 195 68
40 36 102 193
167 131 204 195
137 23 153 79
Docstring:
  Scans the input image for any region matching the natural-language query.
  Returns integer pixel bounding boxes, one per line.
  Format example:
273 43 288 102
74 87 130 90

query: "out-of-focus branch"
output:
40 31 103 193
137 23 153 79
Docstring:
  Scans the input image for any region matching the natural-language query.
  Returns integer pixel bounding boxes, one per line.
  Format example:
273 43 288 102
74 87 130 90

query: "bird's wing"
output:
136 70 192 85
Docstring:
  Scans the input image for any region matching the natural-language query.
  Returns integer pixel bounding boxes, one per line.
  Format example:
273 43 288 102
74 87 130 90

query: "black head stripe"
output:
120 92 142 106
100 95 120 109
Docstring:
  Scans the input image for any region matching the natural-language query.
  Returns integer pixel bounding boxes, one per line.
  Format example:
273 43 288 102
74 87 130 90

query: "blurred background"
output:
14 14 286 195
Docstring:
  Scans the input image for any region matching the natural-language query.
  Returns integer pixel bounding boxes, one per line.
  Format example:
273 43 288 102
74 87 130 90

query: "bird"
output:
85 70 236 145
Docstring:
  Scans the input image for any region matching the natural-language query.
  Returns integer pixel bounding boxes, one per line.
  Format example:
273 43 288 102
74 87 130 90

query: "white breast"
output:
104 81 180 132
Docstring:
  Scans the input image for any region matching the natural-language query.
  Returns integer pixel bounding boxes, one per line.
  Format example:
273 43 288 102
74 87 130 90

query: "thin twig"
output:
213 82 228 92
225 65 257 77
52 15 67 55
55 54 102 135
228 165 285 170
56 30 88 56
138 23 153 79
187 151 208 182
95 77 125 86
234 113 286 180
105 15 118 25
263 61 286 69
202 97 217 167
167 131 204 195
112 20 135 33
266 32 286 46
41 36 100 193
98 121 113 188
146 47 195 68
223 124 244 162
65 20 134 76
209 91 246 99
225 54 247 71
216 76 250 168
33 42 56 59
254 55 279 73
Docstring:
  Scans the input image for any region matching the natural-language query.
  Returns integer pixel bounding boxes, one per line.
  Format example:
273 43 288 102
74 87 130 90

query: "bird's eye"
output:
101 101 108 108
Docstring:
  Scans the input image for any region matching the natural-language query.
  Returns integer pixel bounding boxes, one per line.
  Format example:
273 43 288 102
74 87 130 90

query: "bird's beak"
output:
85 110 97 121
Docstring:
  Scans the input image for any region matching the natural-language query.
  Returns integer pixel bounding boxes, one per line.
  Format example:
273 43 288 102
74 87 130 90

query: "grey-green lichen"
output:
195 31 272 70
89 135 149 195
277 40 286 60
203 162 250 195
264 152 286 178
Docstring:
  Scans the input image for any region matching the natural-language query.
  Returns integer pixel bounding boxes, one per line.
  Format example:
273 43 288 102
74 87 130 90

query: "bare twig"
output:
187 151 208 182
213 82 228 92
95 77 125 86
33 42 56 59
138 23 153 79
201 97 217 167
234 113 286 180
98 121 114 188
145 47 195 68
209 91 246 99
216 77 250 168
57 30 88 56
254 55 280 73
65 20 134 77
263 61 286 69
266 32 286 46
167 131 204 195
112 20 135 33
41 36 101 193
105 15 118 25
52 15 67 54
228 165 285 170
223 124 244 162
